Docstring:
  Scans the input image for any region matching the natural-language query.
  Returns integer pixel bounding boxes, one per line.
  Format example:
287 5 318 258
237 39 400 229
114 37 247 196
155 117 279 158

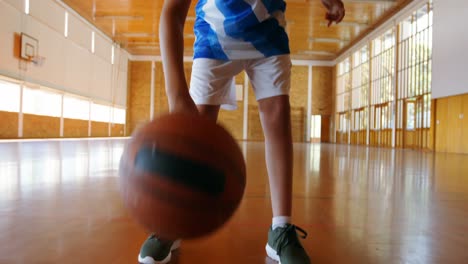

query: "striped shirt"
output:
193 0 290 60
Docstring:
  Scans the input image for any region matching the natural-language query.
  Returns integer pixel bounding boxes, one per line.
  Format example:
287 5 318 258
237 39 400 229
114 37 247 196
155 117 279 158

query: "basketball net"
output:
28 55 46 67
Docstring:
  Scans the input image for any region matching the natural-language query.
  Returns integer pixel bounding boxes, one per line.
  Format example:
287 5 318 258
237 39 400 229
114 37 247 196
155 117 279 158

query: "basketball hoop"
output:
29 55 46 66
19 33 45 67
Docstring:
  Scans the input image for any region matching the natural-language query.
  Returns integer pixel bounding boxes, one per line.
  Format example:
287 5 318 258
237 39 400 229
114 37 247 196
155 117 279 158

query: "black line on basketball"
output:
134 145 226 196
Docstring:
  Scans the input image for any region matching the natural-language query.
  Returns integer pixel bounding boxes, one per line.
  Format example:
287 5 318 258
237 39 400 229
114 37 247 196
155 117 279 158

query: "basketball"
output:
118 112 246 240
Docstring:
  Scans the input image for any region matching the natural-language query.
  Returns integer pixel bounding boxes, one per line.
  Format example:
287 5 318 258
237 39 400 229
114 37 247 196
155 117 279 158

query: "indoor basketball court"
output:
0 0 467 263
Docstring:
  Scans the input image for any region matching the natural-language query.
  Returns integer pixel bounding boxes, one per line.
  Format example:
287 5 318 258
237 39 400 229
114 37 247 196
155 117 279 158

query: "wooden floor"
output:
0 139 467 264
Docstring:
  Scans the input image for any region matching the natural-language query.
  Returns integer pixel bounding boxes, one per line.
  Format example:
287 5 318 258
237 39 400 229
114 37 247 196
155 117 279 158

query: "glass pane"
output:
407 103 415 130
91 103 110 123
353 51 360 67
361 46 369 62
23 87 61 117
416 5 429 32
0 80 20 112
344 58 350 73
63 96 90 120
112 108 126 124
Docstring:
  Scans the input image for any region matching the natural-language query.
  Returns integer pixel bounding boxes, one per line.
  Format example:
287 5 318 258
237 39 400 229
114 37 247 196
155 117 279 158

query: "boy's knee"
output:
258 95 291 127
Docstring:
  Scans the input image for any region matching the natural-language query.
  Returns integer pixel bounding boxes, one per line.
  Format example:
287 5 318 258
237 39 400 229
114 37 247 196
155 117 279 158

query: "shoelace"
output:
276 225 308 256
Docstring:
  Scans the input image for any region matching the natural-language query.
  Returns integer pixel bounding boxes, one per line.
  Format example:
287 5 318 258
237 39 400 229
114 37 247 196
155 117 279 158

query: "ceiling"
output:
61 0 413 60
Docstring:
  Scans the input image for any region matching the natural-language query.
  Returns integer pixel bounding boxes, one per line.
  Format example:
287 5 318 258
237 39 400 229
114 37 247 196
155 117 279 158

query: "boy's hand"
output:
321 0 345 27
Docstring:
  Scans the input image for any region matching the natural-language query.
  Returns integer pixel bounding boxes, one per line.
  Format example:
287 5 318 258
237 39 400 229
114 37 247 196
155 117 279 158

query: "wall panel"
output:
435 98 448 152
0 111 18 138
446 95 462 153
462 94 468 153
91 121 108 137
4 0 23 11
154 61 168 116
433 0 468 99
321 115 331 143
24 17 66 89
67 13 92 51
114 69 128 107
128 61 151 135
434 93 468 154
111 124 125 137
22 114 60 138
90 55 112 102
63 118 88 137
94 33 112 63
0 2 21 78
30 0 65 34
312 66 333 115
64 40 92 96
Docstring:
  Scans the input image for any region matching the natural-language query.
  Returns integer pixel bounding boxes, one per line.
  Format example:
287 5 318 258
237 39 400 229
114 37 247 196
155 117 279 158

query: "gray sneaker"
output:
138 234 181 264
266 224 311 264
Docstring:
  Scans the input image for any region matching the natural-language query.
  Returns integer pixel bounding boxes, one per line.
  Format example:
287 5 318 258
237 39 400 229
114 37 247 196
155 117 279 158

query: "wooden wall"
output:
331 66 337 143
63 118 88 138
111 124 125 137
435 93 468 154
90 122 109 137
312 66 333 115
0 111 18 138
312 66 334 143
289 66 308 142
128 61 152 135
0 112 123 139
23 114 60 138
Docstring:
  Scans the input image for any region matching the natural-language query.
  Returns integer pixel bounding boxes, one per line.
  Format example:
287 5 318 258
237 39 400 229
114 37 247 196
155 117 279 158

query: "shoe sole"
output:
138 240 181 264
265 243 281 264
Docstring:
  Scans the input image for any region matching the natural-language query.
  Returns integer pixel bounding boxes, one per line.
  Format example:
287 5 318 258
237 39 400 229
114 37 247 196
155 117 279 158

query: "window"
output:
63 96 90 120
406 103 415 130
91 103 110 122
310 115 321 139
0 80 20 112
23 87 61 117
336 58 351 113
0 73 127 130
112 107 126 124
371 28 395 106
351 46 370 110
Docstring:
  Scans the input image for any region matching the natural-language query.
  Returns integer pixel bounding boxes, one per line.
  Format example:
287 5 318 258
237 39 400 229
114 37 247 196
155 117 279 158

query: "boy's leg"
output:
246 55 293 218
247 55 310 264
257 95 293 217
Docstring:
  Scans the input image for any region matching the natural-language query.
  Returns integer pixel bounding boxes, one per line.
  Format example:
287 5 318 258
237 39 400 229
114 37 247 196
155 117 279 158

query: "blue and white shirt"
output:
193 0 290 60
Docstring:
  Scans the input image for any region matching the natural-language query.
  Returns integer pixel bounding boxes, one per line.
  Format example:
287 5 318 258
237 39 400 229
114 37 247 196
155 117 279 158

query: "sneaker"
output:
265 224 311 264
138 234 181 264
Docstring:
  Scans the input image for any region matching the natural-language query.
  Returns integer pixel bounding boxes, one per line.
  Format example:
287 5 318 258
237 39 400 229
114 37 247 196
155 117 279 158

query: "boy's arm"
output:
321 0 346 27
160 0 198 114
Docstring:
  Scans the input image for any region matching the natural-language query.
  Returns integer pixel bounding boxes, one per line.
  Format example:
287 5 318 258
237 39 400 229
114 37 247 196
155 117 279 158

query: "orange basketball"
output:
118 112 246 240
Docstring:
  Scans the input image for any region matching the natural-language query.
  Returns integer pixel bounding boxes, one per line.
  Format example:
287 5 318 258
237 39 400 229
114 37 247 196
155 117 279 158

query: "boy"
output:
138 0 345 263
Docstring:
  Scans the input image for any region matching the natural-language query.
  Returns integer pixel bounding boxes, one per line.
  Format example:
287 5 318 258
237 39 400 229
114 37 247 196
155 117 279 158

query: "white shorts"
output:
189 55 291 110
